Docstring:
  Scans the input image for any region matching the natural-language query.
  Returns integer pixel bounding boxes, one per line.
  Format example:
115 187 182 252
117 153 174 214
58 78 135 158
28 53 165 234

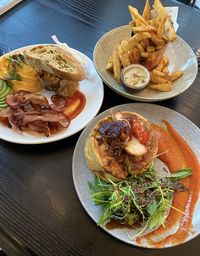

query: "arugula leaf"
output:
171 168 192 181
148 186 171 229
147 200 157 216
98 204 112 225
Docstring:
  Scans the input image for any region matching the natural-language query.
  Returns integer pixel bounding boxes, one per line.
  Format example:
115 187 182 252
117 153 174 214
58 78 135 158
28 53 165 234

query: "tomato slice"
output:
131 119 150 144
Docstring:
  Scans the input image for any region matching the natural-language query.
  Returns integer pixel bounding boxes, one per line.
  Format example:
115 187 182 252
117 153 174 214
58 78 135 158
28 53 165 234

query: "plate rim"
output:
93 25 198 102
0 44 104 144
72 102 200 248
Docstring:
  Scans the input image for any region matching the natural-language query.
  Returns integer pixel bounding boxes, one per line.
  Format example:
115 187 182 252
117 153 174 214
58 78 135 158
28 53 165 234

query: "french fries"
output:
112 50 121 82
157 16 167 39
118 44 130 67
166 70 184 82
128 6 148 25
106 0 183 92
152 69 166 77
150 73 168 84
153 0 176 41
146 46 155 52
106 55 113 72
150 82 172 91
124 32 151 52
156 56 169 71
143 0 151 21
162 66 169 75
132 25 157 33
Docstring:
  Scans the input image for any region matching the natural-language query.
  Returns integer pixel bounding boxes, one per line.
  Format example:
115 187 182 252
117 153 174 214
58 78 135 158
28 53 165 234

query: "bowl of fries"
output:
93 0 198 102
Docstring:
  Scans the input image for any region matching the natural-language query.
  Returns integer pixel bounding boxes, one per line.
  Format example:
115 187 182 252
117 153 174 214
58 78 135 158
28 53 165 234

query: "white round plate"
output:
72 103 200 248
0 44 104 144
93 25 198 102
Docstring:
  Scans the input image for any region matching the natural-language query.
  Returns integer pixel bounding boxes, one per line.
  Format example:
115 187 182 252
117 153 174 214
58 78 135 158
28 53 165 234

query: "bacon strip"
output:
1 91 70 136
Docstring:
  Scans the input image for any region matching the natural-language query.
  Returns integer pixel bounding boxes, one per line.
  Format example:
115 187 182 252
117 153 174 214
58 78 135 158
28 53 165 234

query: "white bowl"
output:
93 25 198 102
121 64 150 91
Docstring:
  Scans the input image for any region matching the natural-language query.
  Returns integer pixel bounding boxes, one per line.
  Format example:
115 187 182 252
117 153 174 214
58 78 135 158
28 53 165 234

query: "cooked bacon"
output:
1 91 70 136
24 93 49 107
5 93 22 109
0 107 14 118
12 111 69 128
26 121 51 137
6 91 49 110
51 95 66 112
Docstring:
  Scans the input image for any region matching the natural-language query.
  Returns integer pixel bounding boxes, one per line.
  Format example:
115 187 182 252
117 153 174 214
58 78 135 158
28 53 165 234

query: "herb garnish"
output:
5 54 25 82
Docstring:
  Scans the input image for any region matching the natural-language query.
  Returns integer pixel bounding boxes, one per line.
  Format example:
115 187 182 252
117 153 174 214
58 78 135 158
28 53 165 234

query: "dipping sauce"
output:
121 64 150 90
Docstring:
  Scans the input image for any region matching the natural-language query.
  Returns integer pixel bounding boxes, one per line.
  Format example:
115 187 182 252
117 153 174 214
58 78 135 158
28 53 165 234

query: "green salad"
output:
88 166 192 236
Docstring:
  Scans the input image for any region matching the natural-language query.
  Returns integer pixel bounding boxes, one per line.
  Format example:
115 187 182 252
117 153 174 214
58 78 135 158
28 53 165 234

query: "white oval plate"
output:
72 103 200 248
93 25 198 102
0 44 104 144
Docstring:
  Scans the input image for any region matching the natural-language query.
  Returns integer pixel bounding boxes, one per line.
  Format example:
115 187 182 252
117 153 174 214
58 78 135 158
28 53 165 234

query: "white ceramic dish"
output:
93 25 198 102
121 64 150 90
0 44 104 144
72 103 200 248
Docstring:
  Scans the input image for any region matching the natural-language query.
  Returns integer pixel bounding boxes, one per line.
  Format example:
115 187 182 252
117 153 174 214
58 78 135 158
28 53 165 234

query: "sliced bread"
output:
24 45 85 81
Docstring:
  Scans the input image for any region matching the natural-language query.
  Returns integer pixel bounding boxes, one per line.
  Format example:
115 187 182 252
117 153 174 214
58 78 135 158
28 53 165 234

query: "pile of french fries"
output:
106 0 183 92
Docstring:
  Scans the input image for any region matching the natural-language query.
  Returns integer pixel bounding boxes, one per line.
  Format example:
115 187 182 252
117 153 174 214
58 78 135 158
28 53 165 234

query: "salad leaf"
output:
147 200 157 216
171 168 192 181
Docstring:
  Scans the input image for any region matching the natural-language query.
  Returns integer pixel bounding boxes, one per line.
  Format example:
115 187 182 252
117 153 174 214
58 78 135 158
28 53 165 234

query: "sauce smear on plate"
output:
64 90 86 120
136 121 200 247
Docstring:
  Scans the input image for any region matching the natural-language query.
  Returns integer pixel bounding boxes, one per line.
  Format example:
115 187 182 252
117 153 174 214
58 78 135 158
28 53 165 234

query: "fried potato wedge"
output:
118 44 130 67
132 25 157 33
150 73 168 84
162 66 169 75
149 32 164 45
143 0 151 21
150 82 172 91
157 16 167 39
153 0 176 42
106 55 113 72
135 19 141 27
156 56 169 71
128 5 148 25
136 43 145 53
141 52 150 58
129 47 141 64
147 46 155 52
113 50 121 82
124 32 151 52
152 69 166 77
166 70 184 82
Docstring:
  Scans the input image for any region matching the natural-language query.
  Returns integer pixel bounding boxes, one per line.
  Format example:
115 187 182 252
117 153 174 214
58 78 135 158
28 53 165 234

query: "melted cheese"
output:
0 56 42 93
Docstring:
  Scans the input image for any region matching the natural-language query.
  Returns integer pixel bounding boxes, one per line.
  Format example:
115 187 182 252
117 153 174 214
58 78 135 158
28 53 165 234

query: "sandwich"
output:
85 111 158 181
24 45 85 97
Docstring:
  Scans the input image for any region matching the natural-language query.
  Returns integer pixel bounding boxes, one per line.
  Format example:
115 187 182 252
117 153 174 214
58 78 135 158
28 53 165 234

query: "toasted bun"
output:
24 45 85 81
85 115 128 182
84 111 158 181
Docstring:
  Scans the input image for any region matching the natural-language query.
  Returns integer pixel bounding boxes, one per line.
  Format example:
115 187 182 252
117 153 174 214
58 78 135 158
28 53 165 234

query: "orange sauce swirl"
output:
136 121 200 247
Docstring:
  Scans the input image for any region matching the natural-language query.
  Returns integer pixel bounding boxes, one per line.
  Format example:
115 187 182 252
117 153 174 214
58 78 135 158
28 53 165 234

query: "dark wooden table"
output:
0 0 200 255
